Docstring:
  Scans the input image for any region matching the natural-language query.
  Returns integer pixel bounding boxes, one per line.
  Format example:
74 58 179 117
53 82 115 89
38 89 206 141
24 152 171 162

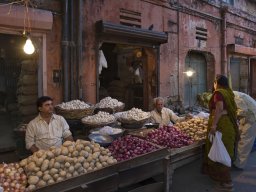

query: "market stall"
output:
3 97 210 192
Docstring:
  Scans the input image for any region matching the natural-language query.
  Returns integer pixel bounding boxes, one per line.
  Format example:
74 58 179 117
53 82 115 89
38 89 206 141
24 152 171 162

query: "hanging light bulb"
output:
23 37 35 55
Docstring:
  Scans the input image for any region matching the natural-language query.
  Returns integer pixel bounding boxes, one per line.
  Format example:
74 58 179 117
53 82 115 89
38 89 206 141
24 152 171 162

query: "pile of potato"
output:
19 140 117 191
174 117 208 141
81 111 115 125
56 100 91 110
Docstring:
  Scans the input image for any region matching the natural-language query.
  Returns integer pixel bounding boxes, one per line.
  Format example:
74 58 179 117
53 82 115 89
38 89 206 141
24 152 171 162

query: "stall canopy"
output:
0 4 53 31
96 20 168 45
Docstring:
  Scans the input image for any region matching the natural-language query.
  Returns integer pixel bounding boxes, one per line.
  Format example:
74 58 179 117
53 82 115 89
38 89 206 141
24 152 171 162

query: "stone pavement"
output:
172 151 256 192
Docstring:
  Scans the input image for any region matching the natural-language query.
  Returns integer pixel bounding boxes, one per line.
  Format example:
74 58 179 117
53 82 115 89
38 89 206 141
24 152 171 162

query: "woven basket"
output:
95 103 125 113
119 117 150 129
55 106 94 120
81 119 116 129
113 103 125 112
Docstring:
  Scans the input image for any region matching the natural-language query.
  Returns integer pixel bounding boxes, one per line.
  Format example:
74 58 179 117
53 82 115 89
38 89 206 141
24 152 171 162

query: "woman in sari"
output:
203 74 239 191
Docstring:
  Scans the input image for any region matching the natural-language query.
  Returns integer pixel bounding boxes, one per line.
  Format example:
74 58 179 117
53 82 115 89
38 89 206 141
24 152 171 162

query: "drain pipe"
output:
62 0 70 101
77 0 84 100
177 1 180 103
70 0 75 99
221 6 228 75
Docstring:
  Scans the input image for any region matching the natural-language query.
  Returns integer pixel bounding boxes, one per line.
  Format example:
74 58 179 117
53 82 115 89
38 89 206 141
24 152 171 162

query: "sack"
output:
208 131 231 167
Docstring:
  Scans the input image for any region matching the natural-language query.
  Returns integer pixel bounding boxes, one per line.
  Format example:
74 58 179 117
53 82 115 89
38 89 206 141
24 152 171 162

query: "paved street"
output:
172 151 256 192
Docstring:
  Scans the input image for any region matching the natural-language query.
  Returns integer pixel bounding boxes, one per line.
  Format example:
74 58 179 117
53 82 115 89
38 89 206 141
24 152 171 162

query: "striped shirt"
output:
26 114 72 150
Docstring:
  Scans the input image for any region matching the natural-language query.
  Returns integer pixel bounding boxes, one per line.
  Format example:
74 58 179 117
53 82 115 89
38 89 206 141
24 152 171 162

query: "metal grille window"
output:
196 27 207 41
119 9 141 28
196 27 207 48
252 39 256 48
235 36 244 45
222 0 234 5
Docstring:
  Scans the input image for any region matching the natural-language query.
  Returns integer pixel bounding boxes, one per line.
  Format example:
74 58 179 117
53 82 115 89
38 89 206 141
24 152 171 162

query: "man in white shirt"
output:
150 97 190 127
26 96 73 153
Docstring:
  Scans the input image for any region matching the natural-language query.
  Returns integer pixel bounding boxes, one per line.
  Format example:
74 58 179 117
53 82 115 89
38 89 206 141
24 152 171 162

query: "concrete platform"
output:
172 152 256 192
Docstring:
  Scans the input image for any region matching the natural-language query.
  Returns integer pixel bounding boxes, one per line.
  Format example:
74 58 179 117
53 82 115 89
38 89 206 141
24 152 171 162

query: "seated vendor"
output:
150 97 191 127
25 96 73 153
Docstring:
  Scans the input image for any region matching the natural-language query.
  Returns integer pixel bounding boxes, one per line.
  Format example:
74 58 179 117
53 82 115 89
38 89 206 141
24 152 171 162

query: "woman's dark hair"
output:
37 96 53 108
215 74 229 88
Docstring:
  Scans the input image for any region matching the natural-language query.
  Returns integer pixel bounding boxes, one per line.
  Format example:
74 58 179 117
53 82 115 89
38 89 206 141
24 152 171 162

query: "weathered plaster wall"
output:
45 14 63 104
81 0 256 104
177 11 221 102
82 0 167 103
234 0 256 16
37 0 256 103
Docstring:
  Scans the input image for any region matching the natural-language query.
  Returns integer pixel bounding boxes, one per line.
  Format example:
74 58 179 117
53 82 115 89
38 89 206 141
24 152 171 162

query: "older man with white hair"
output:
150 97 191 128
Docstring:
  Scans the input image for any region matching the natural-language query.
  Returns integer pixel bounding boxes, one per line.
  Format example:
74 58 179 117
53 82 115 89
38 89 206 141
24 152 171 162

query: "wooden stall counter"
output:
35 147 170 192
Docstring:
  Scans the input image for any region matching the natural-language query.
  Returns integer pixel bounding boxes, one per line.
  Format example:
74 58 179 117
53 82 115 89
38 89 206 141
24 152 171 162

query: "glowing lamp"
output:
23 37 35 55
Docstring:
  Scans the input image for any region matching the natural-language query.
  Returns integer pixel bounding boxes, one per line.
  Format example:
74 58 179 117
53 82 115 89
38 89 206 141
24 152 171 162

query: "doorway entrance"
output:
184 52 207 108
0 33 38 153
98 43 157 111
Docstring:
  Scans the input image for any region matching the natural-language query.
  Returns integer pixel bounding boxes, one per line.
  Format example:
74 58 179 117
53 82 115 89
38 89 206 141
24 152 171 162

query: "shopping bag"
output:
99 50 108 68
208 131 231 167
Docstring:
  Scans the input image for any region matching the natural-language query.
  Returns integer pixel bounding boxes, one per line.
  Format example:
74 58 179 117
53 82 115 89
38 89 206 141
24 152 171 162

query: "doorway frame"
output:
0 29 47 97
96 40 159 110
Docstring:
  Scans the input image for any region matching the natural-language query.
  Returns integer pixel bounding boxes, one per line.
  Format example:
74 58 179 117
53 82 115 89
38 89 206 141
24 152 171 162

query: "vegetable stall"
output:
1 97 209 192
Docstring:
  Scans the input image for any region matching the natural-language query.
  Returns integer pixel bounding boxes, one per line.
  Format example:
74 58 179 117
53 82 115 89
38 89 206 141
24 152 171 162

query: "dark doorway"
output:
0 33 38 157
98 43 157 111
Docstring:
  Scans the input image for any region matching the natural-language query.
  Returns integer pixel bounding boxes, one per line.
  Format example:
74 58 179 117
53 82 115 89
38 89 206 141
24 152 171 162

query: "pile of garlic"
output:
120 108 150 121
81 111 115 125
96 97 123 109
57 100 91 110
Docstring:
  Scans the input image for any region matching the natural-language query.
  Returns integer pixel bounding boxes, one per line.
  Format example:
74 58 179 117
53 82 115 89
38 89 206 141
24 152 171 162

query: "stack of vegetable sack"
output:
17 60 38 123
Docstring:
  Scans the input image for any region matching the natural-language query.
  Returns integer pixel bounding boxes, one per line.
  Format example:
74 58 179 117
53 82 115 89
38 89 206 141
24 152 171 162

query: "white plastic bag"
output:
208 131 231 167
99 50 108 68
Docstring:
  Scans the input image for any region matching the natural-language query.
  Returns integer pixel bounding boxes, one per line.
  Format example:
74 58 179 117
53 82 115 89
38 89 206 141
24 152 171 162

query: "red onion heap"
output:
145 126 193 148
108 135 158 161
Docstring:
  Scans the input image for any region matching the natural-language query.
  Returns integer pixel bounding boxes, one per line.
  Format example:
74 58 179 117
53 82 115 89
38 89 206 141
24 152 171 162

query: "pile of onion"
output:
0 163 27 192
108 135 158 161
145 126 194 148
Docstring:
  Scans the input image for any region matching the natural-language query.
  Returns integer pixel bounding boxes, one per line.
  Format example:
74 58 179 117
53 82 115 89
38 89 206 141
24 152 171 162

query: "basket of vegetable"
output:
95 97 125 113
118 108 150 129
55 100 94 120
81 111 116 128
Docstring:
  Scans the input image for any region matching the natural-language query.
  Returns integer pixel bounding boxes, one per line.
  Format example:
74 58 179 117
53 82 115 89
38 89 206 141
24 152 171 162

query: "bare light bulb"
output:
186 70 194 77
23 37 35 54
184 69 195 77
